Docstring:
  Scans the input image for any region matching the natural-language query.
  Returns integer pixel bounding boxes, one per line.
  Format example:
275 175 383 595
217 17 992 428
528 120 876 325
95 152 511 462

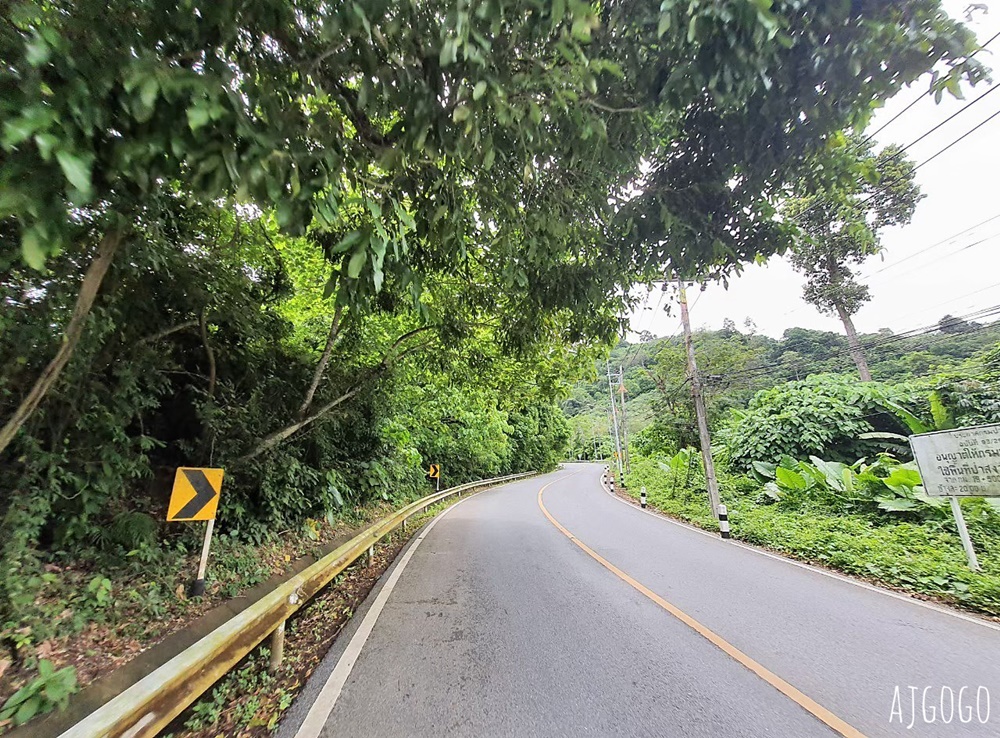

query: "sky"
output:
626 1 1000 340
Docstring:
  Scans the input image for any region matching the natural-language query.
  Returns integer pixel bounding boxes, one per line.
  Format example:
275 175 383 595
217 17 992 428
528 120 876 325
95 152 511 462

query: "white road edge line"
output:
592 469 1000 633
292 481 507 738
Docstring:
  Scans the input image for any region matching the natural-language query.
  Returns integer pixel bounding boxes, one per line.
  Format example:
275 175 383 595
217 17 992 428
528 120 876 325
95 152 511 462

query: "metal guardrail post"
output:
269 621 285 673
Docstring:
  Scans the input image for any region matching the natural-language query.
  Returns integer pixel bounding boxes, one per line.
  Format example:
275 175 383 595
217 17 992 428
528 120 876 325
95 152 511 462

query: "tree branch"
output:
237 374 375 463
385 325 436 361
0 231 123 456
236 325 437 463
137 319 200 345
297 305 345 419
200 308 217 400
585 99 644 113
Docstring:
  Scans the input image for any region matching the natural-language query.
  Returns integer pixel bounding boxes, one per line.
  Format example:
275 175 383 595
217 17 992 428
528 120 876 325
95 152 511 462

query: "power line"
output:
798 105 1000 244
907 106 1000 175
878 281 1000 327
623 281 704 370
781 213 1000 317
867 230 1000 283
859 211 1000 279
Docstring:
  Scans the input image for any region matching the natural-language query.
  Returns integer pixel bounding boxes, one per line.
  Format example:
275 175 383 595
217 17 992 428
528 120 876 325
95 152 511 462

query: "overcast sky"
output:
627 0 1000 340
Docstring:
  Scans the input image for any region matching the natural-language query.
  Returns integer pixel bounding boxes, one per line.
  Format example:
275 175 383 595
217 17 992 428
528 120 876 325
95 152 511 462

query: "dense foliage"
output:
0 201 579 665
0 0 990 725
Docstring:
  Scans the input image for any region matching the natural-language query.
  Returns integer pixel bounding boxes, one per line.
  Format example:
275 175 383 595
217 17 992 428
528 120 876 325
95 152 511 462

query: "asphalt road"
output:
281 464 1000 738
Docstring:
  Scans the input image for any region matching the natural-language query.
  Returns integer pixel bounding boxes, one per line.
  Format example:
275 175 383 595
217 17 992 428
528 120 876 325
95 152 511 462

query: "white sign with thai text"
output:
910 423 1000 497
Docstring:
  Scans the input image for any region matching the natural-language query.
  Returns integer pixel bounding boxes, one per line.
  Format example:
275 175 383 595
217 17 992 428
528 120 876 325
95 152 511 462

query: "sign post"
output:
428 463 441 492
909 423 1000 571
167 467 224 596
948 497 980 572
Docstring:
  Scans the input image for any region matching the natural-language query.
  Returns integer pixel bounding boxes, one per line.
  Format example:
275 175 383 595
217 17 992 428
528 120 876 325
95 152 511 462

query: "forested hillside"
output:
565 315 1000 457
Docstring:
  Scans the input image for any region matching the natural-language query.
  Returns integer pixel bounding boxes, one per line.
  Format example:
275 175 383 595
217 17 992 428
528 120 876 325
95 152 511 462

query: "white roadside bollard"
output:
718 504 730 539
640 486 647 509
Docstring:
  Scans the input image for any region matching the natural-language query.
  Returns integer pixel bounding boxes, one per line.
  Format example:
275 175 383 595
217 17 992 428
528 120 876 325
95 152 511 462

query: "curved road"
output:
280 464 999 737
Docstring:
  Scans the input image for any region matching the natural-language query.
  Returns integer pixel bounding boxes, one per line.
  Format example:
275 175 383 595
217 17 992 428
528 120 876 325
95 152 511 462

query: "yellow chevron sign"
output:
167 467 224 522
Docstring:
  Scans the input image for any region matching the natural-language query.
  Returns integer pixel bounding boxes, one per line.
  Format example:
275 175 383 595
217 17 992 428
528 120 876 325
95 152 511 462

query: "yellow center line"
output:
537 479 868 738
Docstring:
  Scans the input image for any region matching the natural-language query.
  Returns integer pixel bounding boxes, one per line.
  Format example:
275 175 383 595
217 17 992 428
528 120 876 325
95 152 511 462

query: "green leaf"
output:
473 81 487 101
551 0 566 26
858 431 908 442
14 694 41 725
347 248 367 278
453 105 471 123
687 15 698 43
3 118 37 148
21 227 47 270
331 230 364 254
187 104 211 131
883 467 921 494
657 13 671 38
877 399 931 434
25 35 50 66
55 150 93 196
140 76 159 110
33 133 59 161
928 390 953 431
775 466 807 491
877 497 918 512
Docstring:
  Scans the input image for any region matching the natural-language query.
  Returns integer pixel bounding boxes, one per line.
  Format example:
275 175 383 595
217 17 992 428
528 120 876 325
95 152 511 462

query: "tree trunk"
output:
199 308 217 400
835 301 872 382
0 231 123 456
297 305 344 419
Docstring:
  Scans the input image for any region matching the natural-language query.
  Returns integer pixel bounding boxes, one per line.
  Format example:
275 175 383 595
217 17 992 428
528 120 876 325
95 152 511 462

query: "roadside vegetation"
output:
572 327 1000 616
0 0 989 732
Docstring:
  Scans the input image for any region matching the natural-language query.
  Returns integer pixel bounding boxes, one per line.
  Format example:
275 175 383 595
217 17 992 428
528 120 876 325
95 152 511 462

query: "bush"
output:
719 374 910 472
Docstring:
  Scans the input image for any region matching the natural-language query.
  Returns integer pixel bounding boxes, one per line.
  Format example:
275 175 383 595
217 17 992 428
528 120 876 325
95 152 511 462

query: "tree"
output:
787 139 923 381
0 0 985 455
939 314 979 334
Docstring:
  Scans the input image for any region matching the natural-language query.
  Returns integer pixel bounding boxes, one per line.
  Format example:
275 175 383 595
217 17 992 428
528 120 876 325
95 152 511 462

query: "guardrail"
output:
58 472 536 738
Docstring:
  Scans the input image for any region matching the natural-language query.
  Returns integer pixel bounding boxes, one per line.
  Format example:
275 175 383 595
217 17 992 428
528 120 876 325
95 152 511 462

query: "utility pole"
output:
607 361 624 481
618 367 631 474
677 279 721 519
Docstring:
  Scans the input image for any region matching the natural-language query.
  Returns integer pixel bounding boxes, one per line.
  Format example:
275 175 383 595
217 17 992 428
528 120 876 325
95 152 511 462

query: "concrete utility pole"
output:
677 279 721 519
607 361 624 481
618 368 631 474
